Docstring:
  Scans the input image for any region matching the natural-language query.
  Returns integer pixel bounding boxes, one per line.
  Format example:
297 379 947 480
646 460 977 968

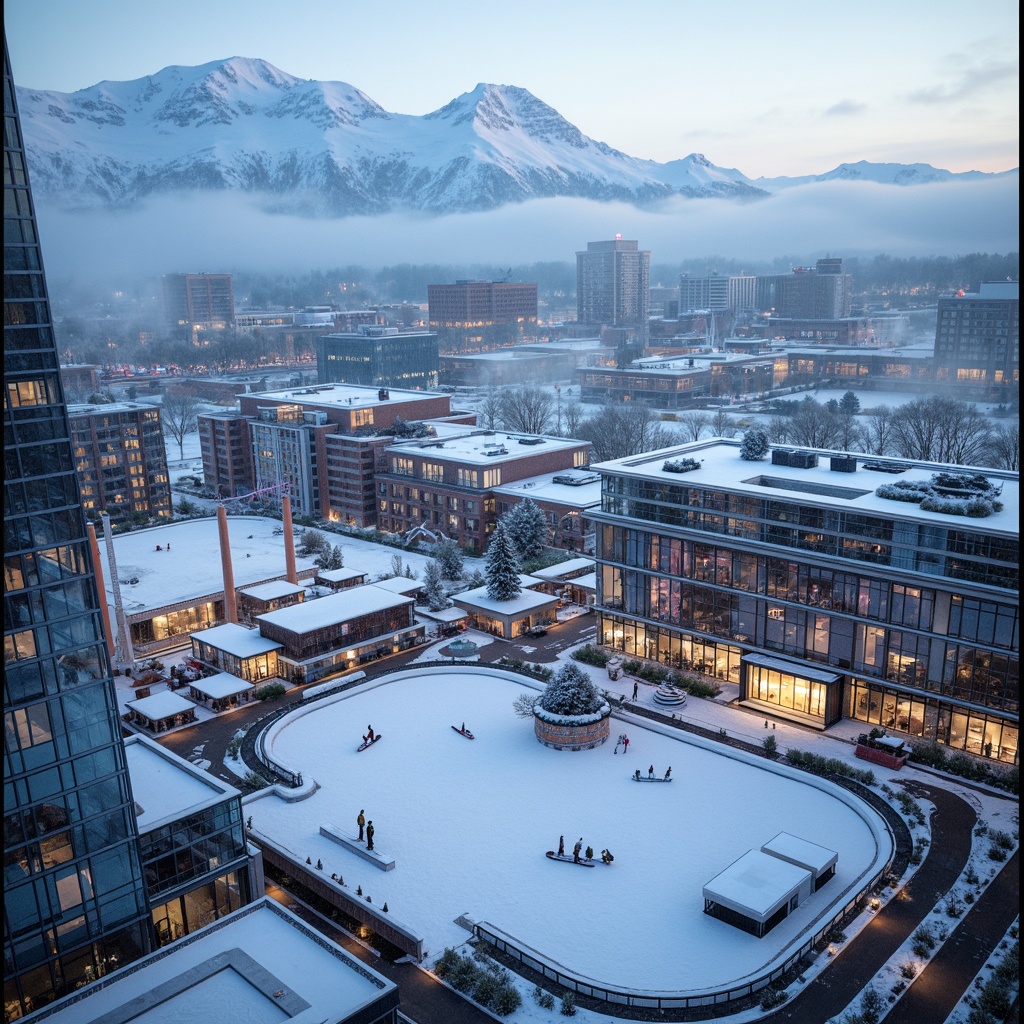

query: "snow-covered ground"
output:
246 667 888 997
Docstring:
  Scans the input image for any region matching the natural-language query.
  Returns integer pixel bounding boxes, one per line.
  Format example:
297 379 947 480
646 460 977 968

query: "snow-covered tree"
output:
314 544 344 571
422 559 449 611
502 498 548 561
839 390 861 416
434 539 464 580
484 521 521 601
536 663 604 716
739 427 770 461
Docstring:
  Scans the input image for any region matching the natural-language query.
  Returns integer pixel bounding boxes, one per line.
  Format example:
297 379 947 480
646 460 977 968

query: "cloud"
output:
824 100 866 117
908 59 1018 105
33 176 1019 288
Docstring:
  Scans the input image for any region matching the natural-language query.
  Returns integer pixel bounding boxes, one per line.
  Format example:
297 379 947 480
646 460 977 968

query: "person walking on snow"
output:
365 821 375 851
622 735 630 754
357 810 365 841
648 764 654 778
573 838 583 864
632 681 639 700
558 835 565 857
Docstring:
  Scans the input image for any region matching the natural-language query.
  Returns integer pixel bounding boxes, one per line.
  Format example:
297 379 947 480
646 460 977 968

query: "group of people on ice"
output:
612 733 631 754
557 834 613 865
633 765 672 780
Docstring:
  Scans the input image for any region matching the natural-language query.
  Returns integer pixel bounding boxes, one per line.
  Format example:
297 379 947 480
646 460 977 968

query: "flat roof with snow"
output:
257 382 441 410
369 576 422 596
125 735 237 831
189 672 254 700
257 587 412 633
703 849 813 922
453 586 558 617
239 580 306 601
529 558 595 580
386 431 586 466
316 566 368 584
126 691 196 721
761 832 838 877
191 622 282 658
28 899 397 1024
493 472 602 507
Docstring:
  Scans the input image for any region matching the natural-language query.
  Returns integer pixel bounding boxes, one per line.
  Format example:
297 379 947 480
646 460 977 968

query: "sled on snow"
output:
545 851 595 867
357 734 382 752
451 725 475 739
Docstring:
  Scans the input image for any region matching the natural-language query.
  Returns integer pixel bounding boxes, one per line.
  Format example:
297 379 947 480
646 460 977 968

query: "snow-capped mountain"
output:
14 57 1009 218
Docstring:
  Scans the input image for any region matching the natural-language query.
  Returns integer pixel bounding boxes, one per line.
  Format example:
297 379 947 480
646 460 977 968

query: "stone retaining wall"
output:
534 714 610 750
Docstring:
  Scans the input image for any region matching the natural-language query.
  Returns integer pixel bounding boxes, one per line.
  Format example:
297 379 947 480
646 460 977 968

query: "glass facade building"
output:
592 441 1018 765
4 38 151 1019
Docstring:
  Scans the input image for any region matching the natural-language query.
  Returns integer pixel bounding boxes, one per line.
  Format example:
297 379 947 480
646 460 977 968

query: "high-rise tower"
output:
576 237 650 341
4 35 151 1018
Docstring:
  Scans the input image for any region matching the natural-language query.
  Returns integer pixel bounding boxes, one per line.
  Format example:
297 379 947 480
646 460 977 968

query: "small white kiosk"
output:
761 831 839 892
703 849 813 938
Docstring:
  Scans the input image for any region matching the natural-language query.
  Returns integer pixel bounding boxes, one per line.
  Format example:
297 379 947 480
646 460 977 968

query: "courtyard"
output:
245 667 891 995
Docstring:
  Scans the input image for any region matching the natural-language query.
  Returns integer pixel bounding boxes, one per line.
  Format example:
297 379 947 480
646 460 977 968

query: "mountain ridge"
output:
16 56 1016 218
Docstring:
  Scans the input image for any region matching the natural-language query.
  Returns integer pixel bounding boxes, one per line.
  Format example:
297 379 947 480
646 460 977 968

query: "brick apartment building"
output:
427 280 538 354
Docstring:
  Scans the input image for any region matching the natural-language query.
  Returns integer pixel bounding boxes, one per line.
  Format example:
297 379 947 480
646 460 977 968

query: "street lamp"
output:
555 385 562 435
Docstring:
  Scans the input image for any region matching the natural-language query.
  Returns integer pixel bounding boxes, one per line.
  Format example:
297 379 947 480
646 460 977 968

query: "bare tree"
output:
477 387 503 430
889 397 992 464
861 406 897 455
678 410 713 443
498 386 554 435
562 399 586 438
765 415 791 444
984 422 1019 470
161 387 203 461
709 408 737 438
787 399 846 450
576 404 678 462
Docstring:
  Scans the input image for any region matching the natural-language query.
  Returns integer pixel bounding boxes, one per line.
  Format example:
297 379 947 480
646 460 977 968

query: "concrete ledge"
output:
320 822 395 870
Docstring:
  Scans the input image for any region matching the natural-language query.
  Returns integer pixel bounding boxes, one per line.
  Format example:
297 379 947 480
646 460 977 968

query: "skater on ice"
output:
357 810 365 841
664 766 672 780
634 768 641 781
622 735 630 754
573 838 583 864
648 764 654 778
366 821 375 851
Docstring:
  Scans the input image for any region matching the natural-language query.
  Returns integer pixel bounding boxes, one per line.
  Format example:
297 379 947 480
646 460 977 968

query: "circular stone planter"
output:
533 703 611 750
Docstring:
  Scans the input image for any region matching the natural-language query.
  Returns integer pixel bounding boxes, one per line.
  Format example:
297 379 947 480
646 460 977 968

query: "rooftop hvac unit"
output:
788 451 818 469
830 456 858 473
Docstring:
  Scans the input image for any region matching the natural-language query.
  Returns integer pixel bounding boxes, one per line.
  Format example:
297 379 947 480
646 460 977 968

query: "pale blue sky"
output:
5 0 1018 177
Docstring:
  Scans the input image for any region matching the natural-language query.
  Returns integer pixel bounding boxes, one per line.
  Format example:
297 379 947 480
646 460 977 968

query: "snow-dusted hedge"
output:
662 457 701 474
876 474 1003 517
532 703 611 727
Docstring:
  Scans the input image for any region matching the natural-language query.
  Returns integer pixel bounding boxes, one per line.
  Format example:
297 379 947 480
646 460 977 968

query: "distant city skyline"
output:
4 0 1018 178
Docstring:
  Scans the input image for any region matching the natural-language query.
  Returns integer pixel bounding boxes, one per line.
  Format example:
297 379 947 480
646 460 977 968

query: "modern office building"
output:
427 280 538 354
756 314 907 347
679 273 731 312
934 282 1019 394
69 401 172 527
756 259 853 320
591 440 1017 764
161 273 235 334
316 326 439 390
577 238 650 341
4 38 153 1017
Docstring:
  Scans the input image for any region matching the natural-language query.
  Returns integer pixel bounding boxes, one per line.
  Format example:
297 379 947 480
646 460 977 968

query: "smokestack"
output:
282 494 298 585
101 513 135 667
217 505 238 624
87 522 116 660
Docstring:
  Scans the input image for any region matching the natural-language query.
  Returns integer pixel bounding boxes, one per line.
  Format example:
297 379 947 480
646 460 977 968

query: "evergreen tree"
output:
314 544 343 571
536 663 604 716
502 498 549 561
484 521 522 601
839 390 862 416
434 539 465 580
422 559 449 611
739 427 770 460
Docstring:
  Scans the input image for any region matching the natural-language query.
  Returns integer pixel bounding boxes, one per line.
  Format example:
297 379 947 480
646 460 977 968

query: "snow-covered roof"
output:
239 579 306 601
593 440 1019 532
761 832 838 876
257 586 412 633
529 558 595 580
370 576 422 595
417 606 468 623
316 566 368 583
743 653 842 684
124 735 237 831
569 572 597 591
32 899 395 1024
452 585 558 616
257 382 441 410
703 849 813 921
126 691 196 720
95 515 319 616
191 622 282 658
386 431 586 466
493 472 602 507
189 671 254 700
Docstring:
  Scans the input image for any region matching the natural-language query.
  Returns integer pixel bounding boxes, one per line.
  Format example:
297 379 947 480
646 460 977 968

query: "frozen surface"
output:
249 668 888 993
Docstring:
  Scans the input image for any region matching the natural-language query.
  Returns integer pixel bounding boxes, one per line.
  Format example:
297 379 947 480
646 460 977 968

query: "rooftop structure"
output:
28 898 399 1024
591 440 1017 763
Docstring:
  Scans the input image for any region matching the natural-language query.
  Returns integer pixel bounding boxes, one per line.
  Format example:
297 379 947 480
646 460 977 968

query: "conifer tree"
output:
536 663 604 716
422 558 449 611
434 539 464 580
502 498 549 561
485 521 522 601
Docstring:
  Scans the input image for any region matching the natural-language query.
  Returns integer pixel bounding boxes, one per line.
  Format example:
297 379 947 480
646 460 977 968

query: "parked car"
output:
528 625 548 637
